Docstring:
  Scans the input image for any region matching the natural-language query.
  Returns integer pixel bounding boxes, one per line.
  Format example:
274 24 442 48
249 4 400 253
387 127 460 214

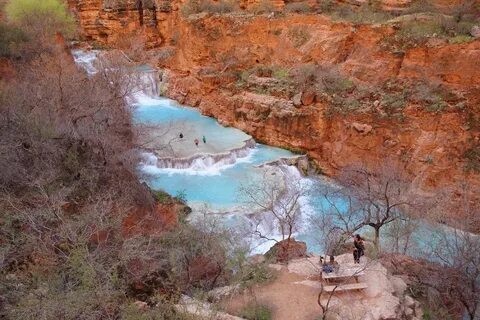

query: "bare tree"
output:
338 161 418 253
421 183 480 320
432 228 479 320
383 214 419 255
239 168 310 261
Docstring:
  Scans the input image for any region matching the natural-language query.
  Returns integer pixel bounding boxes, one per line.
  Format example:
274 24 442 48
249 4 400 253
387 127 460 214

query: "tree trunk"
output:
138 0 144 26
374 227 380 253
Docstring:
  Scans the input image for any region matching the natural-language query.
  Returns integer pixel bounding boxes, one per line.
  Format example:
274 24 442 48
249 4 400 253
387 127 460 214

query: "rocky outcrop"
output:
381 253 466 319
122 192 190 237
175 295 246 320
266 254 426 320
472 25 480 39
265 238 307 263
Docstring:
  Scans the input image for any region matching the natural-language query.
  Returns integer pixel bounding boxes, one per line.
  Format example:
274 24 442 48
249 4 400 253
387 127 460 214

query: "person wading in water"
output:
202 135 206 144
194 138 199 147
179 133 183 139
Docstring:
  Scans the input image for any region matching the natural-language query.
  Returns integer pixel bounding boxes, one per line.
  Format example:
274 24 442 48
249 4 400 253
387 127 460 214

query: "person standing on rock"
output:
202 135 206 144
353 234 365 264
194 138 199 147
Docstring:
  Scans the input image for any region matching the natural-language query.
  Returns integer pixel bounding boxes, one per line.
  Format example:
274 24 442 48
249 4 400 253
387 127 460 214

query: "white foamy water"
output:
72 50 99 75
140 147 258 176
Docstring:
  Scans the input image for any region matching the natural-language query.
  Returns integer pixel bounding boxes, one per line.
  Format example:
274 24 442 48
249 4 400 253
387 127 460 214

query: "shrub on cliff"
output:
291 63 354 95
5 0 75 37
181 0 238 16
464 145 480 173
330 2 394 24
251 0 276 14
4 0 75 57
287 26 311 47
103 0 129 10
0 22 26 57
284 2 312 14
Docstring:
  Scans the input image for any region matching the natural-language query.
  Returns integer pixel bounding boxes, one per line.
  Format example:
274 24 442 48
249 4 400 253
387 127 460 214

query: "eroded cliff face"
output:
68 0 480 220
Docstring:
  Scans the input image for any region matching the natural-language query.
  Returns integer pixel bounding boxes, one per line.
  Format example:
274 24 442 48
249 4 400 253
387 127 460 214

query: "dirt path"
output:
219 255 412 320
221 266 322 320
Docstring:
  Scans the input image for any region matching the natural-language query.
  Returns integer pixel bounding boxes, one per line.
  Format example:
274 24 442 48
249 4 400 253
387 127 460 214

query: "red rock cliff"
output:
67 0 480 223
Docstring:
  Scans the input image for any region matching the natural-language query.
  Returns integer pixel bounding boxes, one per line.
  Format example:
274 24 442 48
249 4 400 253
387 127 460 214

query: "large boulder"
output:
292 92 302 107
301 90 316 106
265 238 307 263
352 122 373 134
471 25 480 39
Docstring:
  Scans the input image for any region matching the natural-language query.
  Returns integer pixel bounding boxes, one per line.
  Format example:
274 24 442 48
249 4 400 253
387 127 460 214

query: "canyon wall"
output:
68 0 480 222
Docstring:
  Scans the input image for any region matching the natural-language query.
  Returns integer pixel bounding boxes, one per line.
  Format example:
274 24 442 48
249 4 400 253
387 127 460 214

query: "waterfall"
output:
72 50 160 98
137 69 159 97
72 50 99 75
155 138 255 169
140 138 257 176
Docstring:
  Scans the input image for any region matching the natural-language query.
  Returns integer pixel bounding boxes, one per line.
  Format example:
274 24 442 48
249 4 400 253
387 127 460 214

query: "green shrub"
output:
103 0 128 9
0 22 27 57
181 0 238 16
203 0 238 14
381 92 407 115
405 0 438 14
291 63 354 95
424 96 447 113
239 303 272 320
464 145 480 173
272 67 289 81
153 189 172 203
5 0 75 37
237 65 288 82
238 262 275 288
284 2 311 14
330 3 394 24
287 26 311 47
174 190 187 203
384 9 476 50
251 0 276 14
399 19 444 39
449 34 474 44
408 81 452 113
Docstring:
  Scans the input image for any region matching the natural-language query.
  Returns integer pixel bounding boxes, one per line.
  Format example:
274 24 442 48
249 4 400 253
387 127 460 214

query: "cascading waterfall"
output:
137 70 159 97
148 138 255 170
72 49 99 75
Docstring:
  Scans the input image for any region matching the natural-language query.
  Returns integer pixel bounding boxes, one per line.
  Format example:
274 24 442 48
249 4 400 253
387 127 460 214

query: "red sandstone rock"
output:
352 122 373 134
301 90 316 106
265 238 307 263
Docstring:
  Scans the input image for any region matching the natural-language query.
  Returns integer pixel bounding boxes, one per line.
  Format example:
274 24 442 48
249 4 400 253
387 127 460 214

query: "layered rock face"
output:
68 0 480 223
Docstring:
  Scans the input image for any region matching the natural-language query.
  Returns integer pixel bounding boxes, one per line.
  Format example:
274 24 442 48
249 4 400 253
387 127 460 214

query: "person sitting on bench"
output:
322 255 339 273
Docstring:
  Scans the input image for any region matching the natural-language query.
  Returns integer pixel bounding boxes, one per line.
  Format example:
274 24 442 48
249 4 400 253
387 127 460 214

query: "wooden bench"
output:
323 282 368 293
322 269 365 283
